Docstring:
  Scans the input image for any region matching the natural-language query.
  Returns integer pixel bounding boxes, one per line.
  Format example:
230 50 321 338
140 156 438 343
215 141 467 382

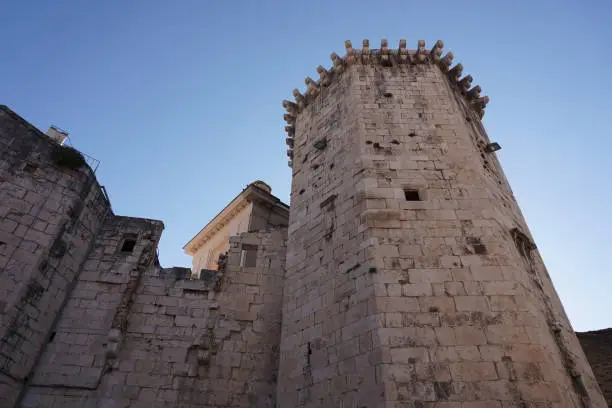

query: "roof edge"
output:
183 182 289 255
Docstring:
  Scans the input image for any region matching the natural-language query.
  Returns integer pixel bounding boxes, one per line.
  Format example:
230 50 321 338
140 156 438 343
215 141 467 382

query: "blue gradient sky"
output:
1 1 610 331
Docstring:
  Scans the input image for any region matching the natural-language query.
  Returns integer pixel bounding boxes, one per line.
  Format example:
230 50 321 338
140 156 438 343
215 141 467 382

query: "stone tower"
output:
278 40 606 407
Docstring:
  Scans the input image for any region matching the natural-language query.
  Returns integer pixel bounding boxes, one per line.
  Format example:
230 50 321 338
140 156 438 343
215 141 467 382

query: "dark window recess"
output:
404 189 420 201
25 280 44 303
183 289 209 297
467 237 487 255
383 92 393 98
313 138 327 150
48 331 56 343
120 239 137 253
23 163 37 173
49 239 67 258
241 244 258 268
473 243 487 255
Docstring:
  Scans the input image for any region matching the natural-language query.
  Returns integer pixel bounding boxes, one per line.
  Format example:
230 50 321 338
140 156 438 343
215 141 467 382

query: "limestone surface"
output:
0 37 608 408
279 39 607 407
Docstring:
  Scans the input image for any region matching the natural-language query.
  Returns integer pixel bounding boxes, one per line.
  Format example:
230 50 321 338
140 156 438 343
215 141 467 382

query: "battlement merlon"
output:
282 39 489 166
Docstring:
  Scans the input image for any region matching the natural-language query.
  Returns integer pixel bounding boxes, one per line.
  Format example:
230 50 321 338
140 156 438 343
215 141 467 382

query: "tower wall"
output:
278 41 606 407
20 228 286 408
0 106 112 407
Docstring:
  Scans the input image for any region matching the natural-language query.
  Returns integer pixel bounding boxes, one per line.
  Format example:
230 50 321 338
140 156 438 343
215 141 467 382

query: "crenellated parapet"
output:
282 39 489 167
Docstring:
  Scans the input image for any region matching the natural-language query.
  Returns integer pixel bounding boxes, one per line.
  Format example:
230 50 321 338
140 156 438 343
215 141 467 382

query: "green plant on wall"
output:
51 144 86 170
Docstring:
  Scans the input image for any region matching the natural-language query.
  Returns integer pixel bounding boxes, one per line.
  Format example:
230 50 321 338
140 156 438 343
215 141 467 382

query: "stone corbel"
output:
398 39 410 63
182 335 213 377
447 63 463 83
380 39 391 66
458 75 473 94
471 96 489 112
438 52 454 71
430 40 444 62
285 125 295 137
330 52 345 74
361 39 371 63
415 40 427 63
283 113 295 127
344 40 356 64
105 328 122 360
282 100 298 115
305 77 320 98
293 89 306 110
316 65 331 87
467 85 482 100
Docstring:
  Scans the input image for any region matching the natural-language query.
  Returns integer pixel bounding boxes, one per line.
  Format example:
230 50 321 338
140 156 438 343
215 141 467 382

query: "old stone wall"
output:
353 61 605 407
279 49 606 407
278 65 380 407
198 228 286 407
0 106 112 407
20 227 286 408
577 329 612 406
22 216 164 397
248 200 289 233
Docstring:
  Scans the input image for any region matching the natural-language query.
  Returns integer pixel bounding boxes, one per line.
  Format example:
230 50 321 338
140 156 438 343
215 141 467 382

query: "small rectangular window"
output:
121 234 136 252
121 239 136 252
240 244 258 267
404 189 420 201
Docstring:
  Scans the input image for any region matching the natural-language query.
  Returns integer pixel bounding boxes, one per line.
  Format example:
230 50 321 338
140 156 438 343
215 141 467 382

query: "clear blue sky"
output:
1 1 610 331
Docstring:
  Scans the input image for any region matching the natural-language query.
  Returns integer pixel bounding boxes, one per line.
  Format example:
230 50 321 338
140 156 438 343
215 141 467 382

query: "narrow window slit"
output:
120 235 137 253
404 189 420 201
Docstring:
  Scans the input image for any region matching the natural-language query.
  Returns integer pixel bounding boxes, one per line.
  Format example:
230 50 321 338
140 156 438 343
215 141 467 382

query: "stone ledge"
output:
282 39 489 168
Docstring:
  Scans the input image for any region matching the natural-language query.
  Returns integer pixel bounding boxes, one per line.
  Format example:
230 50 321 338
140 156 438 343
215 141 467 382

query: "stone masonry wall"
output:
279 53 606 407
22 216 164 399
0 106 112 407
248 201 289 233
199 228 286 407
21 228 286 408
278 66 381 407
354 62 605 407
577 329 612 406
